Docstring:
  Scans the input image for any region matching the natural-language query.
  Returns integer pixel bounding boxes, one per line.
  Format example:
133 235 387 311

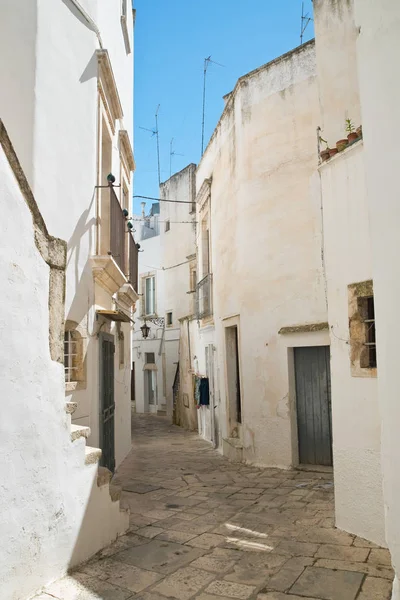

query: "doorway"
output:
225 325 242 432
294 346 332 466
99 332 116 472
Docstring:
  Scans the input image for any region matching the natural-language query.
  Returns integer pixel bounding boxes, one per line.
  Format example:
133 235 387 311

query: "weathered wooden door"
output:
99 332 115 472
294 346 332 466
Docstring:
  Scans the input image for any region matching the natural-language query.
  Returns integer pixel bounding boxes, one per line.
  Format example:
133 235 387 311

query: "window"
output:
166 311 173 327
145 352 155 364
64 322 86 389
359 296 377 368
348 280 377 376
144 276 155 315
64 331 78 383
165 219 170 232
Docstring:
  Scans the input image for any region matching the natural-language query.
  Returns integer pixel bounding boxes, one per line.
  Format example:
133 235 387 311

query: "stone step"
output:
97 466 122 502
71 424 91 441
65 401 78 414
85 446 102 465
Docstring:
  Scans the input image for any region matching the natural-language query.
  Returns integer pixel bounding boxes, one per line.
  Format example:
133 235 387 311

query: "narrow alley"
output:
39 414 393 600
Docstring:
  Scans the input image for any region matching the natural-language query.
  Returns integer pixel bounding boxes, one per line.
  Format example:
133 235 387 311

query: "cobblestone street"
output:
40 415 393 600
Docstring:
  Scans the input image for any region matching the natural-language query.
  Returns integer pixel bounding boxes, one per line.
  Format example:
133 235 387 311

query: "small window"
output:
64 331 78 383
166 311 173 327
145 352 155 364
144 275 155 316
165 219 170 232
359 296 377 368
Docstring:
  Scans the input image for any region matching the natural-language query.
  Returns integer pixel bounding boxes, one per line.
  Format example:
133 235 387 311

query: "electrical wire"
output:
133 195 193 205
132 218 196 224
141 259 193 271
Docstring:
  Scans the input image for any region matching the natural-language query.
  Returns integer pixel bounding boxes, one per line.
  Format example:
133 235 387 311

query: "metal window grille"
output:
363 296 377 368
64 331 78 382
145 352 155 364
110 186 127 275
128 232 138 291
196 273 213 319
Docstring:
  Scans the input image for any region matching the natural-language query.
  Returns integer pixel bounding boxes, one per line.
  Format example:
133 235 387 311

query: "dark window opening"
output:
359 295 377 369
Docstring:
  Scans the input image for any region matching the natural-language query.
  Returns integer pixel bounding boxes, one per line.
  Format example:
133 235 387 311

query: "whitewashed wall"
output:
319 142 385 545
195 41 327 466
355 0 400 595
133 223 166 413
0 0 135 468
160 165 197 418
0 140 127 600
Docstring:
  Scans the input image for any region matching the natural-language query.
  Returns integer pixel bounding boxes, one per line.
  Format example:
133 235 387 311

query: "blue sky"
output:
133 0 314 212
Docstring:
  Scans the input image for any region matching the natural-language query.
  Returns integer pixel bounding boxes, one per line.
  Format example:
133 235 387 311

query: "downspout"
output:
68 0 104 49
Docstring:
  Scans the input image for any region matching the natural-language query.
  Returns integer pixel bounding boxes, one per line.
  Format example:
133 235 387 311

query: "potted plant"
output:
319 136 330 162
336 137 348 152
329 147 339 157
356 124 362 139
346 118 359 143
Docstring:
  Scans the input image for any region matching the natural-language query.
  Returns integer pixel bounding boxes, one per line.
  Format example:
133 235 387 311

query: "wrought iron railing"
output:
110 186 126 275
196 273 213 319
128 232 138 292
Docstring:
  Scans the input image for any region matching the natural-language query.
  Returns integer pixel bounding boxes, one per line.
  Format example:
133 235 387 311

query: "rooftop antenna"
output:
169 138 184 177
201 56 224 156
139 104 161 186
300 1 313 45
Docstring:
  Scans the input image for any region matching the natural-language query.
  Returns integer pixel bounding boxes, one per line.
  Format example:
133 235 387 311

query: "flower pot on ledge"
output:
329 147 339 158
320 149 330 162
336 139 348 152
348 132 359 143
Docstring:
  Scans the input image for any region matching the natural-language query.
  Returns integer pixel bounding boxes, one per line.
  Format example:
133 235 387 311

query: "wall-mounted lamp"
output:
107 173 116 185
140 321 150 339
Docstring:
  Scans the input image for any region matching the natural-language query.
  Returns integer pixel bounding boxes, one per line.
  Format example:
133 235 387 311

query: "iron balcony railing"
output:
196 273 213 319
128 232 138 292
110 186 126 275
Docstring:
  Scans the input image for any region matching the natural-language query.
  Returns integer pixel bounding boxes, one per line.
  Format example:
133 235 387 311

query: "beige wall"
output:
196 41 328 467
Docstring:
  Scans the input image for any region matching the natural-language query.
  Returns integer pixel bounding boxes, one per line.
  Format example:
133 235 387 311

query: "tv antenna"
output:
201 56 224 156
300 2 313 45
169 138 184 177
139 104 161 185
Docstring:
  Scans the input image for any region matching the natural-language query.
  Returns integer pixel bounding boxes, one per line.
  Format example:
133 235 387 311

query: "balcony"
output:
92 186 139 305
196 274 213 320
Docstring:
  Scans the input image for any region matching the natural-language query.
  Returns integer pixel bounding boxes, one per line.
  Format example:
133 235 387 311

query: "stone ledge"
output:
278 322 329 335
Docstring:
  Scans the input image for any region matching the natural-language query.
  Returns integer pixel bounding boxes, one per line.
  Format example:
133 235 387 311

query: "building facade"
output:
0 1 137 597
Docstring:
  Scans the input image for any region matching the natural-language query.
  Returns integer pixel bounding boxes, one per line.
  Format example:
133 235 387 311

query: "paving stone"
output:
205 580 255 599
186 533 226 549
157 529 198 543
190 548 240 573
113 539 206 574
129 513 160 528
136 525 165 539
296 527 355 546
357 576 393 599
197 594 235 600
368 548 392 566
258 593 320 600
290 566 364 600
262 557 314 592
274 539 319 557
353 536 381 548
152 566 215 600
224 552 288 585
123 482 161 494
314 558 394 580
315 544 369 562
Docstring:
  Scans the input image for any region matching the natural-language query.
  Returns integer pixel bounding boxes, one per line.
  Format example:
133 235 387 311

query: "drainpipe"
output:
68 0 103 48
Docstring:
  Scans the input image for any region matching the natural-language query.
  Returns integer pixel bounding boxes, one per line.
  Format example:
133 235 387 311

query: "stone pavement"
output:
40 414 393 600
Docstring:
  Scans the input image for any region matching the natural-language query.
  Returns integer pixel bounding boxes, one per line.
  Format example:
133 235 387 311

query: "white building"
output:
0 1 137 597
133 165 197 419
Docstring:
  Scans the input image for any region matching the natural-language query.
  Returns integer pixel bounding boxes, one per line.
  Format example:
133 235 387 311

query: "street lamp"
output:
140 321 150 339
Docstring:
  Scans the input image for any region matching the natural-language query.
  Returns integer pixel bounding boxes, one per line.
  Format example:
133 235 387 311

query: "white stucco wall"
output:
354 0 400 595
319 142 385 545
133 225 166 413
160 165 197 417
313 0 361 146
0 144 127 600
0 0 135 469
195 41 328 467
